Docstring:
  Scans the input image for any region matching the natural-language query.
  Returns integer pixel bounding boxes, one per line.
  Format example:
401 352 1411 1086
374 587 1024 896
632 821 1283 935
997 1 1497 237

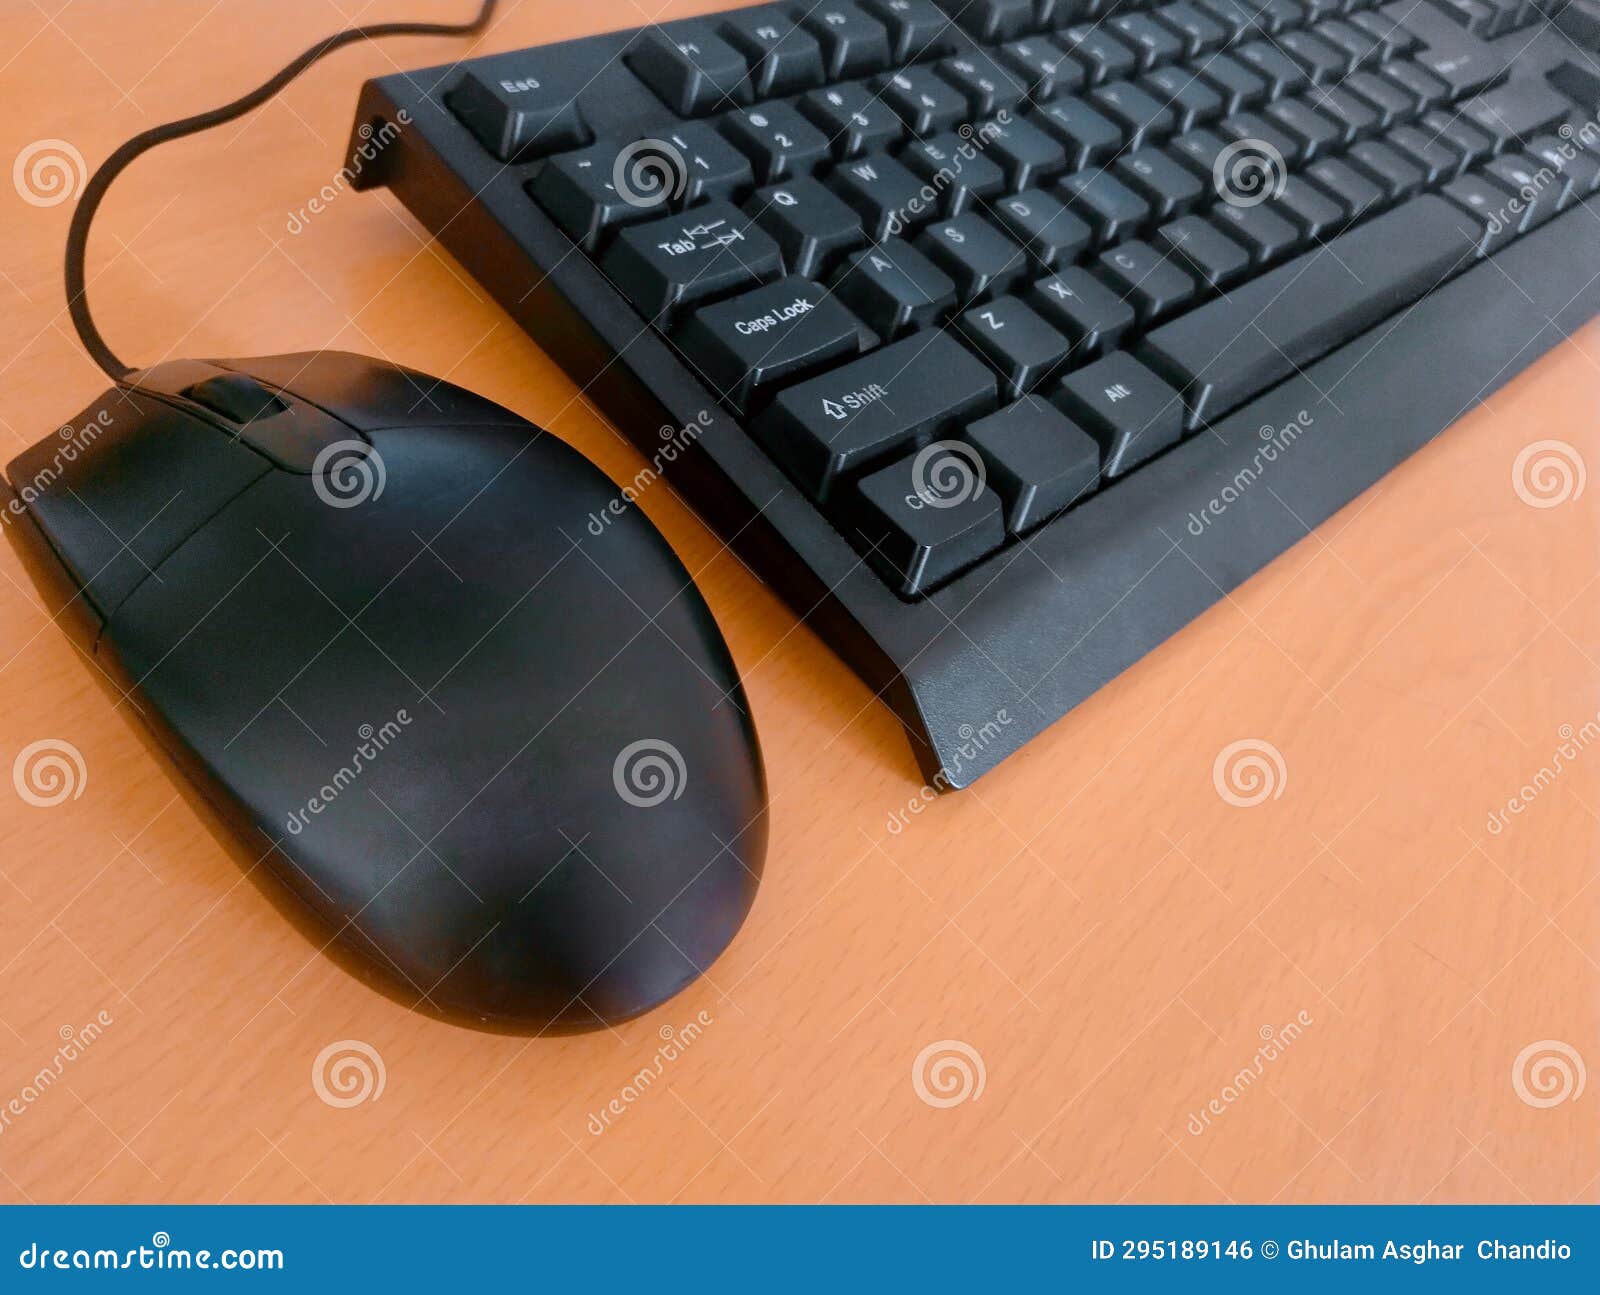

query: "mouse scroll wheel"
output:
180 373 288 424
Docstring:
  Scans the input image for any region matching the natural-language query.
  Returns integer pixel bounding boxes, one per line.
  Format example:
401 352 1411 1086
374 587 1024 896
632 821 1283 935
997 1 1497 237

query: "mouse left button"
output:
3 390 272 620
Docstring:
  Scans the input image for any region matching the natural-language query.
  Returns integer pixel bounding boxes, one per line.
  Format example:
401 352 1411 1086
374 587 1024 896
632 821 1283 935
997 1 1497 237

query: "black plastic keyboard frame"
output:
349 3 1600 787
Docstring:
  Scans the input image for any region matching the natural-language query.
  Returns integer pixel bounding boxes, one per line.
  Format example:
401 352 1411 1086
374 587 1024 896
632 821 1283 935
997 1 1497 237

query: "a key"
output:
902 133 1007 214
1050 352 1186 477
721 102 831 182
799 3 895 79
1154 216 1251 289
1140 194 1478 429
878 67 970 134
747 177 867 277
1380 61 1450 114
754 330 997 501
676 276 864 411
832 238 957 336
720 12 827 97
1316 21 1382 71
1058 24 1140 86
1027 267 1137 356
849 445 1007 596
957 296 1074 397
966 396 1103 533
991 189 1093 267
1031 99 1125 170
1527 134 1600 198
1092 80 1177 146
630 22 750 116
599 200 783 322
1309 86 1381 143
798 83 905 158
1095 240 1198 323
448 64 589 161
1217 111 1304 167
830 152 932 239
1460 80 1573 150
1347 140 1425 201
1143 66 1225 132
1386 125 1462 185
1350 8 1421 56
1057 170 1151 246
982 116 1070 190
916 215 1030 303
861 0 958 61
1114 148 1205 221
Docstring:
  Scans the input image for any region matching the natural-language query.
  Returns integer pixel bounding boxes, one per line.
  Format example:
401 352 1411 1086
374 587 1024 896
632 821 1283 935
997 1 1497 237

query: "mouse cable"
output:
65 0 500 383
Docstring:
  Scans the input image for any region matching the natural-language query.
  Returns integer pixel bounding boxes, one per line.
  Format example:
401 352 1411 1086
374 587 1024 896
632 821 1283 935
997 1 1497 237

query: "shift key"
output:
754 332 996 502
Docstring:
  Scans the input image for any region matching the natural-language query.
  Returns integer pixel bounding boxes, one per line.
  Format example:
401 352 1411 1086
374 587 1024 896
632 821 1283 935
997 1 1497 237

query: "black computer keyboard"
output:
348 0 1600 786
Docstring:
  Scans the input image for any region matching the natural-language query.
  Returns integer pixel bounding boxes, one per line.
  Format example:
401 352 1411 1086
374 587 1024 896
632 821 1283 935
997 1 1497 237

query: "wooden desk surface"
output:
1 0 1597 1205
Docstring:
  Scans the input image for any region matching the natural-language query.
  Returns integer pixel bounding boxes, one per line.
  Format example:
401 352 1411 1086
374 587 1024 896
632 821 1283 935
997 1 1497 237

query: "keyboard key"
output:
983 115 1070 189
938 51 1029 117
532 141 664 248
850 445 1007 596
1347 140 1425 201
861 0 957 61
1115 148 1205 220
1386 125 1462 185
902 133 1007 214
1096 239 1198 323
830 152 930 239
832 238 956 336
631 22 750 116
599 200 783 322
1111 12 1186 70
1262 97 1342 163
1001 37 1086 100
721 11 827 96
1199 53 1269 112
1143 66 1225 132
1031 99 1124 169
878 67 970 134
799 82 906 157
991 189 1093 267
1027 267 1137 356
721 102 831 182
916 215 1030 302
448 65 589 161
798 3 895 79
1460 79 1573 150
1483 154 1557 228
1092 80 1177 145
1272 176 1344 240
1140 194 1477 428
1152 2 1229 58
1380 61 1450 114
747 177 866 277
958 296 1074 397
1233 41 1311 97
1420 110 1495 169
1050 352 1186 477
1278 30 1347 85
1304 156 1385 226
1155 215 1251 288
1438 173 1520 254
966 396 1102 533
1345 71 1416 130
677 276 864 411
1058 170 1151 245
933 0 1034 42
755 331 997 501
1311 86 1381 143
1059 24 1139 86
1207 199 1302 263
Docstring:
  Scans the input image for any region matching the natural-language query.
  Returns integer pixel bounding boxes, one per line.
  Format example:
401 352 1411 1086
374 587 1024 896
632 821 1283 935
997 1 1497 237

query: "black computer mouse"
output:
4 351 766 1032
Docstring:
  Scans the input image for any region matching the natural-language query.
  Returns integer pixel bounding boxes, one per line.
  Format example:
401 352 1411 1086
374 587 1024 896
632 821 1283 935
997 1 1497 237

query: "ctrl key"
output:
850 445 1006 597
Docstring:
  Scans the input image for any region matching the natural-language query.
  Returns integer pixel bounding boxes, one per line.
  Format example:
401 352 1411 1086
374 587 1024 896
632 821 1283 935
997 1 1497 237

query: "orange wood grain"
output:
0 0 1596 1204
